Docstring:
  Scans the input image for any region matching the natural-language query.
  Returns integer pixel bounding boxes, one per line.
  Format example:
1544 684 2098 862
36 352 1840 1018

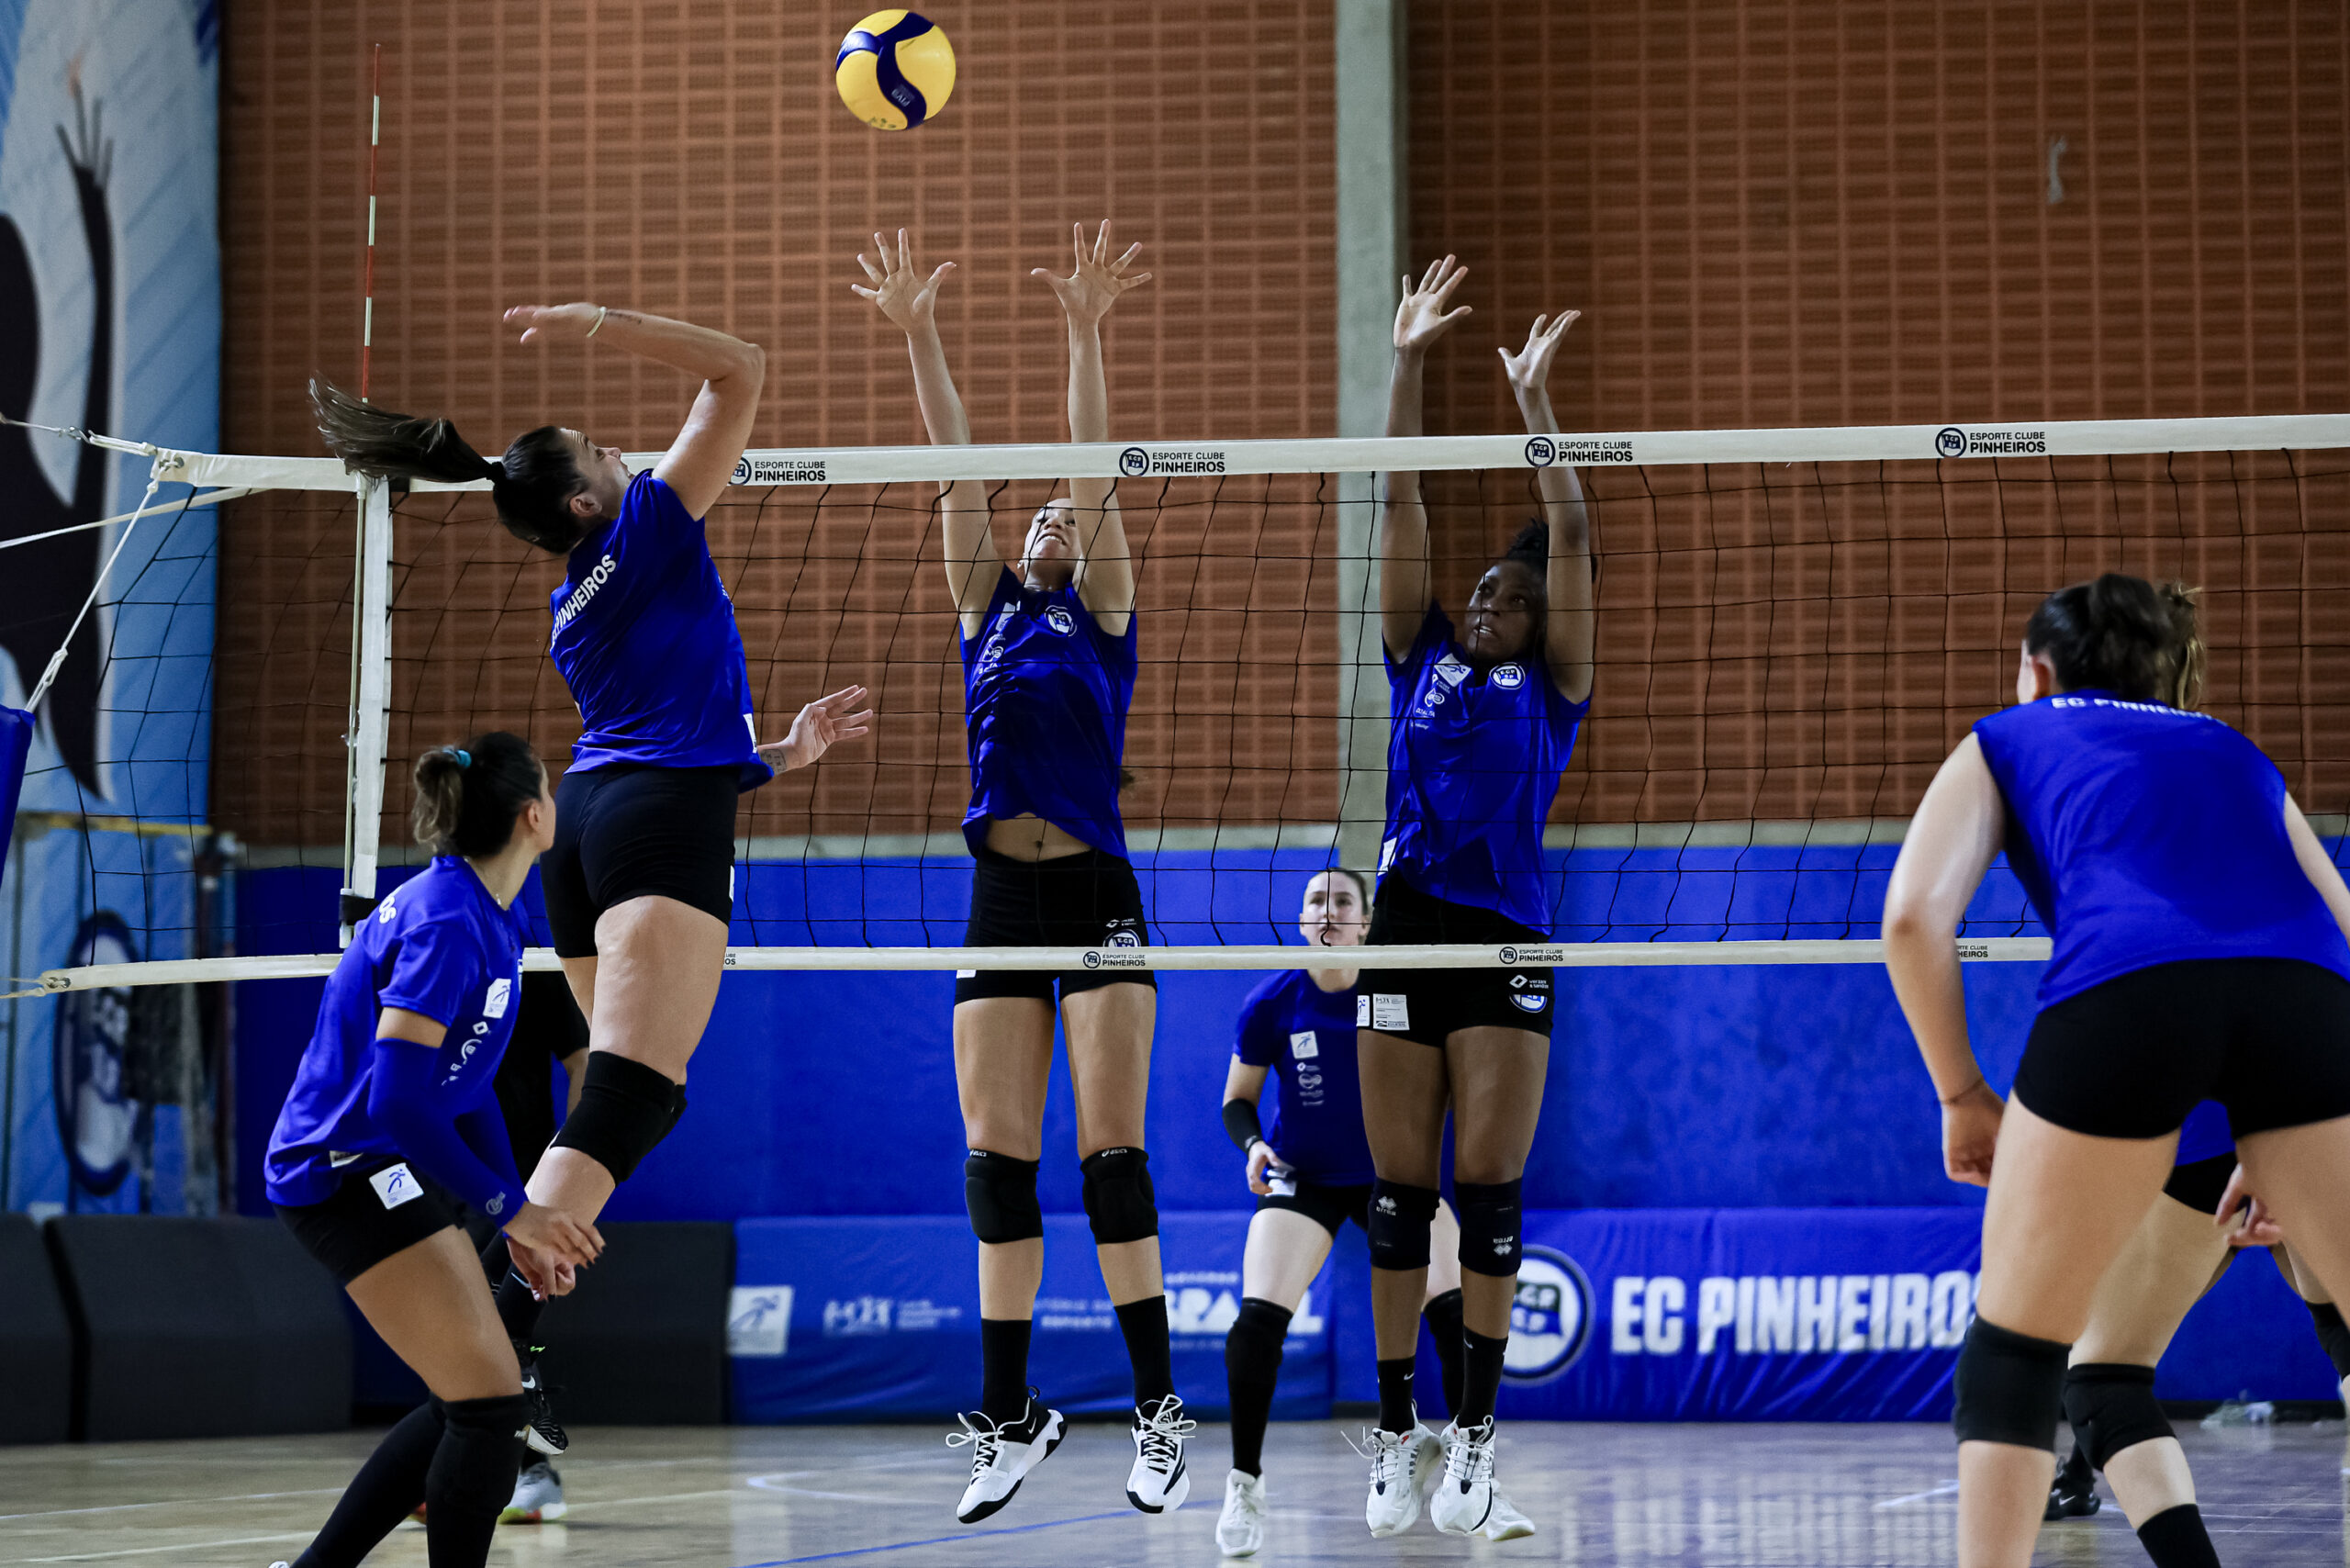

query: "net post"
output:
339 475 393 942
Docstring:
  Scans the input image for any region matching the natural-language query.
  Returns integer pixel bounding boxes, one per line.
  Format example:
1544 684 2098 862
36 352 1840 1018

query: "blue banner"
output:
731 1213 1334 1424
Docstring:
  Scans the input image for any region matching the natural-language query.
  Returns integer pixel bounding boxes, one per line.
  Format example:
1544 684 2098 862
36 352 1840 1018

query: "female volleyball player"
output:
312 308 870 1413
1215 868 1533 1556
1354 259 1595 1540
265 735 601 1568
856 223 1190 1522
1883 572 2350 1568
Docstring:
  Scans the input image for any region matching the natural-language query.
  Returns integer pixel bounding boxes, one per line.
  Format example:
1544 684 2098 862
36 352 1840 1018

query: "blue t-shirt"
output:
2175 1100 2232 1166
959 567 1136 858
1974 692 2350 1008
1381 605 1590 933
1234 970 1375 1187
550 472 771 790
264 858 533 1207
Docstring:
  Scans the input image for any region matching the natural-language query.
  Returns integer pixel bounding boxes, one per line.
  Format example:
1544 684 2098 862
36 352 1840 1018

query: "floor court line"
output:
15 1530 312 1564
0 1491 340 1524
731 1507 1141 1565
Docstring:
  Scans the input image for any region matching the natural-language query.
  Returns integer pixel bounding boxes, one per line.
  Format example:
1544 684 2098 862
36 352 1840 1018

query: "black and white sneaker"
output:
947 1393 1066 1523
2044 1443 2100 1519
518 1350 568 1458
1125 1394 1195 1513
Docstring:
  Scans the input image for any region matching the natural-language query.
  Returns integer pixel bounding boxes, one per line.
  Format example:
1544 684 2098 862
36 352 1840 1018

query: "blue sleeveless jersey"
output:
1973 692 2350 1008
1382 605 1589 933
1233 969 1376 1187
265 858 532 1206
959 568 1136 858
550 472 771 790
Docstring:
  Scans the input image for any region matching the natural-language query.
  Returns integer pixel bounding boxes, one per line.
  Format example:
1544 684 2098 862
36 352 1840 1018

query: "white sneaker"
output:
1125 1394 1195 1513
1481 1484 1536 1540
1360 1423 1441 1536
499 1460 566 1523
1215 1468 1268 1556
947 1394 1066 1523
1429 1418 1499 1536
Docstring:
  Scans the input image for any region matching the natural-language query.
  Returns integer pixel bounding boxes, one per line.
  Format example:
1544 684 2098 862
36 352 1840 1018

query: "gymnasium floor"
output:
3 1418 2341 1566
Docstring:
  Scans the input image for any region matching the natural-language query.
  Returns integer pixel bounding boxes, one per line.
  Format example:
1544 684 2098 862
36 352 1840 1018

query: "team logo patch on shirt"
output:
483 977 513 1019
369 1163 423 1210
1289 1030 1319 1059
1491 663 1526 689
1508 973 1550 1014
1356 993 1371 1026
1371 993 1410 1032
1433 655 1470 687
1044 605 1077 636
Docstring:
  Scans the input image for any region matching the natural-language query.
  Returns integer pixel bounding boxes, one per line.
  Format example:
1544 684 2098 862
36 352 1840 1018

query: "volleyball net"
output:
17 413 2350 994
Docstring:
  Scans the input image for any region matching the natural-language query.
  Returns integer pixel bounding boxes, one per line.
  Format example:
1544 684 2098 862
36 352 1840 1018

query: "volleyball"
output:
835 11 957 131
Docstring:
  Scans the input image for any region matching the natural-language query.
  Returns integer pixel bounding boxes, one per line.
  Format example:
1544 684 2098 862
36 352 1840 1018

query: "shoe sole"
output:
524 1429 567 1458
1481 1518 1535 1540
1126 1456 1190 1514
1432 1490 1494 1537
498 1504 567 1524
956 1411 1066 1525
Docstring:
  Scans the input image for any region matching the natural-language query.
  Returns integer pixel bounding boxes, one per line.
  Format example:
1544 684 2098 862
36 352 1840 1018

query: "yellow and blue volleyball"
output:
835 11 956 130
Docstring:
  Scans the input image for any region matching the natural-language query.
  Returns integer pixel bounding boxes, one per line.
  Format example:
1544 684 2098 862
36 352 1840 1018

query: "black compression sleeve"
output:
1222 1097 1265 1153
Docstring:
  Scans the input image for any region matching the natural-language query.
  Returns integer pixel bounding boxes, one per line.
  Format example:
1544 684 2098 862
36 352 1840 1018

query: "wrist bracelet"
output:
586 305 608 338
1938 1076 1986 1105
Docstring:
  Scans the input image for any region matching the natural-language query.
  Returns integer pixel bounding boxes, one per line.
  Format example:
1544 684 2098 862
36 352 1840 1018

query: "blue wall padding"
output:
233 850 2043 1220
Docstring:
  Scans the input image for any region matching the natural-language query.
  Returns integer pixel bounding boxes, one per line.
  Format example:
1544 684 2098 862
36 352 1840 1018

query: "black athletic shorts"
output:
1258 1171 1374 1238
954 846 1156 1005
2162 1151 2238 1215
2014 958 2350 1141
275 1159 464 1287
1356 874 1554 1047
542 763 739 958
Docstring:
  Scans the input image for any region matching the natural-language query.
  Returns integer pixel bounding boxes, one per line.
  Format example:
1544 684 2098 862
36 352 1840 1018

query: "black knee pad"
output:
2062 1362 2172 1471
549 1052 684 1183
964 1150 1043 1244
1953 1317 2070 1451
426 1392 529 1522
1367 1180 1440 1271
1454 1179 1525 1278
1080 1147 1158 1245
1225 1296 1292 1376
2310 1301 2350 1381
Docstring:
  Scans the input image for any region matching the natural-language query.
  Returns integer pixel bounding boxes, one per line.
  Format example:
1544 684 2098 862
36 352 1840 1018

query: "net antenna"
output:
36 409 2350 995
339 42 392 944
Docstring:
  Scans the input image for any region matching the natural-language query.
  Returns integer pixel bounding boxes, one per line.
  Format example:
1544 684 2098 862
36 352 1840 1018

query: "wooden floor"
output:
2 1417 2342 1565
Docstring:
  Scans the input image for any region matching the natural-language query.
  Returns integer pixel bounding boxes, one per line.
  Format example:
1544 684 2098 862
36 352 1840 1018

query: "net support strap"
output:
32 937 2054 993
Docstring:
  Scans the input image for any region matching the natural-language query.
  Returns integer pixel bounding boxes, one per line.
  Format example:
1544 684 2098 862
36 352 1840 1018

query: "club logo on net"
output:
1498 944 1566 966
1525 435 1635 466
1504 1247 1595 1383
1118 444 1226 477
1934 425 2047 459
732 455 831 485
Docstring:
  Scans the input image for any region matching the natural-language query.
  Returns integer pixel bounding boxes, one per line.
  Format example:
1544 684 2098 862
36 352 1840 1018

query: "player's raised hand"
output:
758 685 875 773
1393 256 1472 354
1498 311 1580 396
503 303 605 346
1033 219 1150 327
852 230 957 333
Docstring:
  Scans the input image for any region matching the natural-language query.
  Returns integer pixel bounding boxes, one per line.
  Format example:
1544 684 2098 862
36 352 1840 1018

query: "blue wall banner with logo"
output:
0 0 221 1217
731 1212 1335 1425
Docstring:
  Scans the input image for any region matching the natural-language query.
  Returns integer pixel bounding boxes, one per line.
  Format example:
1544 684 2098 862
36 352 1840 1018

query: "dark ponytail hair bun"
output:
1504 517 1549 573
411 731 544 857
309 377 595 554
2023 572 2205 709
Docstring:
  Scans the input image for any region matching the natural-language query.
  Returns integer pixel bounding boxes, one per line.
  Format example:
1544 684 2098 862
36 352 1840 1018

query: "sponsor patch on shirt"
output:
483 977 513 1019
1289 1030 1319 1059
1491 663 1526 689
1433 655 1471 687
369 1162 424 1210
1371 993 1410 1032
1356 993 1371 1027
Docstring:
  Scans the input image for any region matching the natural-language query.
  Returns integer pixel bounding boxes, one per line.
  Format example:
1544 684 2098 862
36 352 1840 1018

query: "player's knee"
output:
1453 1179 1524 1278
2061 1362 2169 1471
1080 1146 1158 1245
1225 1296 1292 1375
549 1052 684 1183
963 1149 1043 1244
2310 1301 2350 1380
1953 1317 2070 1451
1366 1179 1440 1271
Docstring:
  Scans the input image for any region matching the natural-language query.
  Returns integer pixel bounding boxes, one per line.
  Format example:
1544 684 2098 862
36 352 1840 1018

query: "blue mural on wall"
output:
0 0 220 1215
